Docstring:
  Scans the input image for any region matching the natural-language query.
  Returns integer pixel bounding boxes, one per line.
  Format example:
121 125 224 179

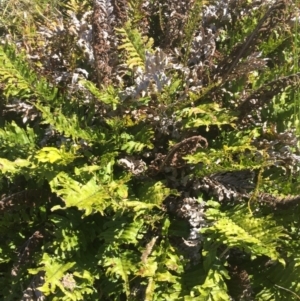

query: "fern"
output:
116 21 154 70
104 255 132 298
35 102 106 143
253 256 300 300
0 157 30 176
50 173 116 215
187 261 230 301
181 0 207 66
28 253 94 300
184 130 263 176
203 202 287 263
29 254 76 296
0 121 36 159
79 80 120 109
178 102 237 130
34 146 79 165
128 0 146 25
0 44 59 102
1 1 300 300
121 127 154 154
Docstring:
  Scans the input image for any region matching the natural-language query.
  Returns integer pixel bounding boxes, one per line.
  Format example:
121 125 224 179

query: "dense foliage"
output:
1 0 300 300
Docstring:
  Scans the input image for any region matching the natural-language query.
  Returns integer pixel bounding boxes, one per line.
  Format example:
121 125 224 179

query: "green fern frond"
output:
173 80 223 112
137 181 177 207
63 0 89 15
185 147 262 177
29 253 76 296
121 140 148 153
120 126 154 154
35 103 106 143
104 255 132 298
100 217 143 245
178 102 237 130
128 0 145 25
79 80 120 109
204 204 287 263
50 173 114 215
0 44 59 102
116 21 153 70
253 256 300 300
119 200 160 213
34 146 79 165
189 267 230 301
28 253 94 300
181 0 207 65
0 157 30 176
0 121 36 159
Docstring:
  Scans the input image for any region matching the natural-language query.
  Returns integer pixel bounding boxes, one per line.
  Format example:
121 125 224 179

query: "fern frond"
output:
203 204 287 263
79 80 120 109
137 181 176 207
181 0 207 65
185 143 261 177
29 253 76 296
28 253 94 300
35 146 79 165
116 21 153 70
178 102 237 130
104 255 132 298
128 0 145 25
0 157 30 176
50 173 113 215
0 121 36 159
100 217 143 245
0 44 59 102
239 73 300 121
252 255 300 300
189 267 230 301
35 103 106 143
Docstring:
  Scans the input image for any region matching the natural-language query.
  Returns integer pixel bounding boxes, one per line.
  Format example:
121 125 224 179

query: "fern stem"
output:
274 284 300 300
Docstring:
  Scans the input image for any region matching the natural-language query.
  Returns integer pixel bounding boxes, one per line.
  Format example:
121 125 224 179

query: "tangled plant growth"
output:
0 0 300 300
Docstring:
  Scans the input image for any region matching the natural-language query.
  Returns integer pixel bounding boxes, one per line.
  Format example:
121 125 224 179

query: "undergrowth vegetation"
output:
0 0 300 300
